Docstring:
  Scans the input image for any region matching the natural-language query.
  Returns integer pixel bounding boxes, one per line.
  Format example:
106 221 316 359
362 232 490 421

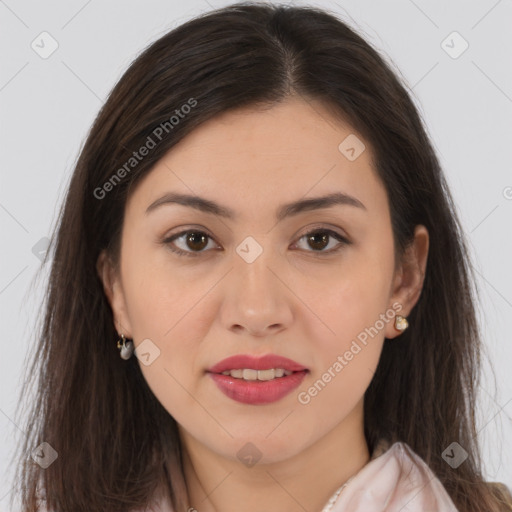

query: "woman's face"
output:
99 96 428 464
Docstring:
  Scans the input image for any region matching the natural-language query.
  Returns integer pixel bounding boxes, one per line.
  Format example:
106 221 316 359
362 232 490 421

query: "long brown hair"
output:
11 3 512 511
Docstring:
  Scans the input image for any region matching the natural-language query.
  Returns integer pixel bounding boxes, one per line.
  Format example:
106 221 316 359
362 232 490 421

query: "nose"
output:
219 245 294 338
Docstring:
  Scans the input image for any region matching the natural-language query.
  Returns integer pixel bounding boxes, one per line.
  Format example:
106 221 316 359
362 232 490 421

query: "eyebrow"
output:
145 191 366 221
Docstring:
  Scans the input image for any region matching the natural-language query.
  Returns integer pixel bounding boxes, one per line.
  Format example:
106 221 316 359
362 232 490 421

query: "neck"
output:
180 400 370 512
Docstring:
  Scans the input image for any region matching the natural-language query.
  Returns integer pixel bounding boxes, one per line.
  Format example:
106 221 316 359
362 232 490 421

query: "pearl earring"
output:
117 334 134 360
394 315 409 332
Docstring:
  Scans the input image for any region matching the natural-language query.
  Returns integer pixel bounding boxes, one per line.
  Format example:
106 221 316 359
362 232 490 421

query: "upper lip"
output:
207 354 309 374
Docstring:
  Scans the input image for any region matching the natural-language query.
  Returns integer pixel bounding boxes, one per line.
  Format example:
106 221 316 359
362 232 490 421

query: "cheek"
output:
296 275 389 420
312 257 393 343
302 252 393 395
121 242 191 336
120 248 212 407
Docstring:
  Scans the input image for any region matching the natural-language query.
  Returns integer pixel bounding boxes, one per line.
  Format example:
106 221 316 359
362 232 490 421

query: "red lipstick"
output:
206 354 309 405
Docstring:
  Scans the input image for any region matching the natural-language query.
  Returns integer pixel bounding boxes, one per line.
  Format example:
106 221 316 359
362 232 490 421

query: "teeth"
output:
243 369 259 380
220 368 294 380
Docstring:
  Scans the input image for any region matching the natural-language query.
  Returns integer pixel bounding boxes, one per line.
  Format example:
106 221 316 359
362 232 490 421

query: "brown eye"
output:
184 232 209 251
163 230 219 257
307 232 330 251
294 229 350 254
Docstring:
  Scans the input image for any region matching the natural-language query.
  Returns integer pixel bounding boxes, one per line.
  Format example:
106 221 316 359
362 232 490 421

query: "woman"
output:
11 3 512 511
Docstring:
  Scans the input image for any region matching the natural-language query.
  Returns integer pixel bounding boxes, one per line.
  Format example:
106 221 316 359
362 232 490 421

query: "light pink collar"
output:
326 441 459 511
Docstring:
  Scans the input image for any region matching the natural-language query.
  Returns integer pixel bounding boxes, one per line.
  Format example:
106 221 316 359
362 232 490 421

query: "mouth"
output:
206 353 309 404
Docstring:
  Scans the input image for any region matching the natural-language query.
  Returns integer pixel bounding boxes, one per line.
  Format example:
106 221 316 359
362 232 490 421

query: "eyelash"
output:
161 227 351 258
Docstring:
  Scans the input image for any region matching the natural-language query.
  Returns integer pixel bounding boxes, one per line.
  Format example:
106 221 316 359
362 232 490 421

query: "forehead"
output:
126 96 388 221
168 96 367 165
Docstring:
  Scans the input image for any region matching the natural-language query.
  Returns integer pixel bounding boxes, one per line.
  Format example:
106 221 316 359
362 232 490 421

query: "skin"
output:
98 95 429 512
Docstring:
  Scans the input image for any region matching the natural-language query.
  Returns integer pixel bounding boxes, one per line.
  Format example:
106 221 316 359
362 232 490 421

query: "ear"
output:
96 249 133 338
385 224 429 339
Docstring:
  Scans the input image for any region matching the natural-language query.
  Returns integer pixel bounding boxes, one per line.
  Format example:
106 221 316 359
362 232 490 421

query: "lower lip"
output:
207 370 308 405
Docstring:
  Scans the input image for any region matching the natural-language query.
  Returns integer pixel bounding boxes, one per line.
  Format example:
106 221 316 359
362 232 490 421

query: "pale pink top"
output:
327 441 459 511
138 441 459 512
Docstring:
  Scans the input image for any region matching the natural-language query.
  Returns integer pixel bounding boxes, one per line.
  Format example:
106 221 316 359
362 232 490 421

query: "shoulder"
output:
367 440 459 511
328 439 460 511
373 441 512 511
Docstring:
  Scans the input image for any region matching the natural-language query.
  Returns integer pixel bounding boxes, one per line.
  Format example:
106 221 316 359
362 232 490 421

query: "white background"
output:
1 0 511 509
